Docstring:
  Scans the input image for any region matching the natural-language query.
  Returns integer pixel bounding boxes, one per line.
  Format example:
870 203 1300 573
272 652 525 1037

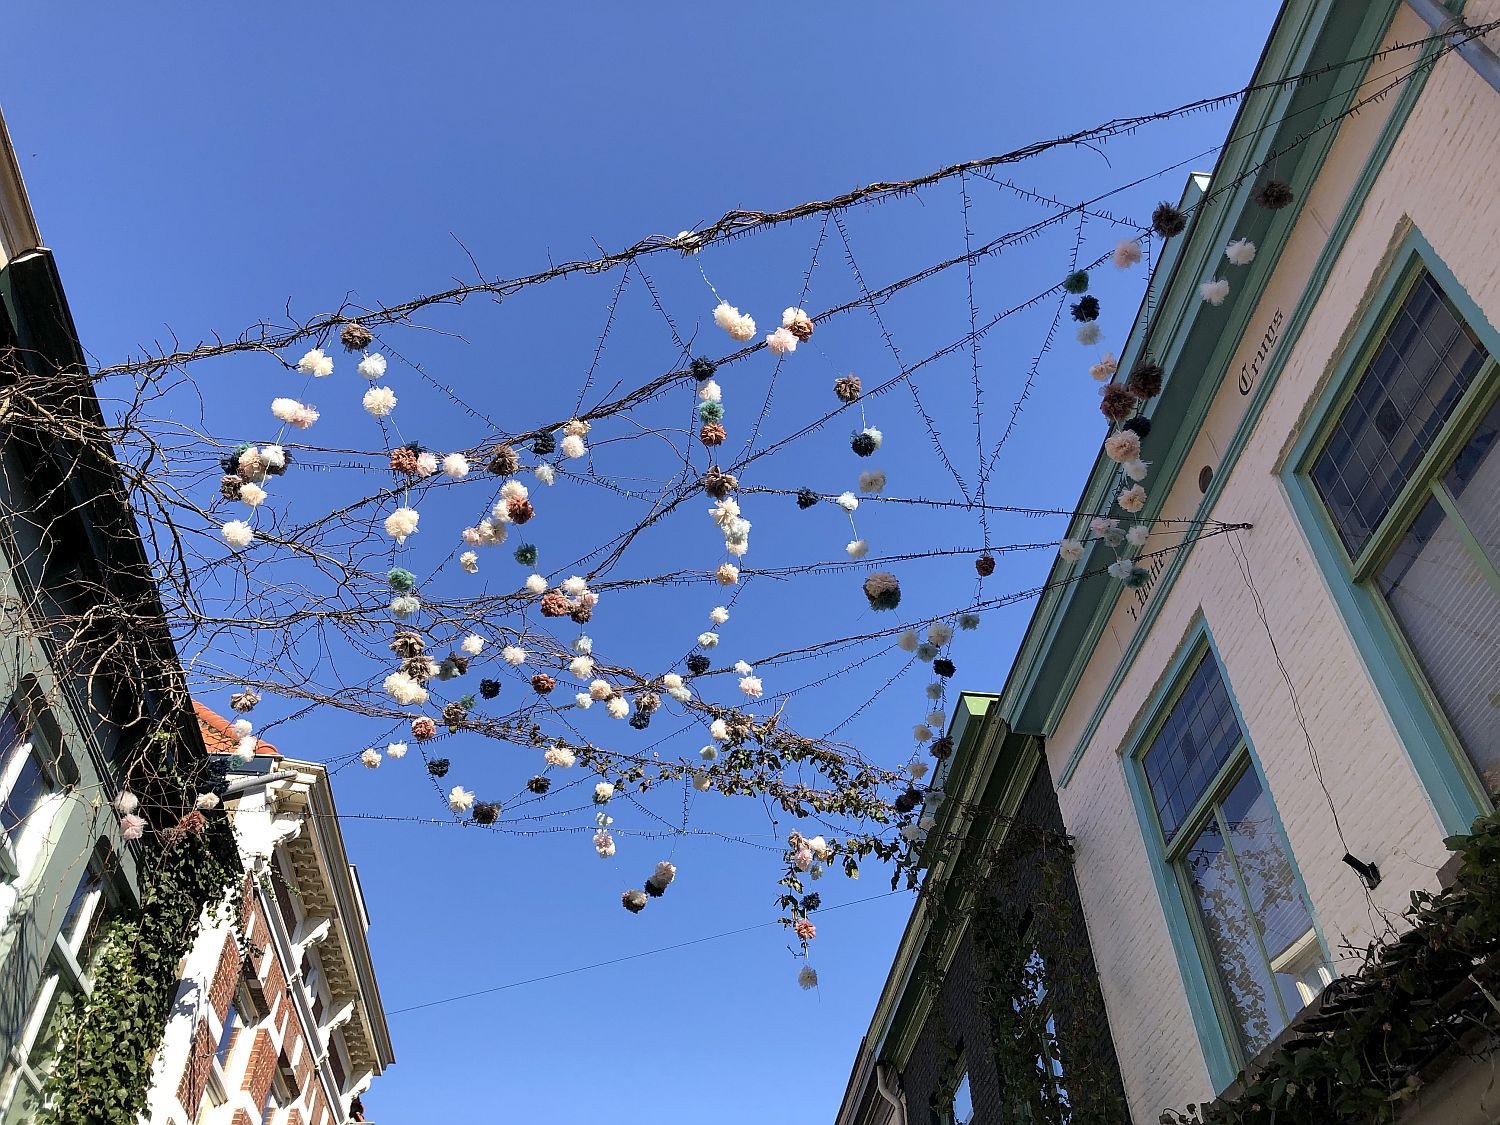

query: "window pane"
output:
1 750 50 846
1218 771 1318 1027
59 865 102 946
1311 272 1488 556
950 1073 973 1125
1143 654 1242 841
1379 493 1500 781
1181 808 1283 1056
1443 396 1500 572
215 1003 239 1067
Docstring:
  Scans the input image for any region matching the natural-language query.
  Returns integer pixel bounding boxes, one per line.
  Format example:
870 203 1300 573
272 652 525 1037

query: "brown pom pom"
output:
472 802 500 825
788 318 814 342
390 630 425 659
975 554 996 577
700 422 727 447
403 656 434 682
390 446 420 475
1126 362 1163 401
1254 180 1295 210
530 673 556 695
340 322 373 352
1151 202 1187 238
506 496 535 524
834 375 862 403
540 592 572 618
447 654 470 676
636 691 661 715
929 736 954 760
862 571 902 611
230 689 260 713
411 716 437 741
569 602 593 624
1100 385 1137 424
220 474 244 500
622 889 648 913
441 701 469 728
703 467 738 499
487 444 520 476
237 450 267 483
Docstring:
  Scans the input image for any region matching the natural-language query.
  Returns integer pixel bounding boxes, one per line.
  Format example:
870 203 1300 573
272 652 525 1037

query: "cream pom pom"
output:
1104 431 1142 463
898 629 919 652
913 725 933 741
575 693 593 710
1058 538 1085 562
716 563 739 585
363 386 397 417
525 574 547 594
480 520 506 546
361 748 382 769
766 327 798 355
448 785 476 813
1199 278 1230 306
858 470 886 494
1225 238 1257 266
461 634 485 656
846 539 869 560
460 551 479 573
606 696 629 719
297 348 334 377
739 676 763 699
713 302 756 342
697 632 719 649
562 575 587 596
384 672 429 706
546 746 577 768
1127 525 1150 547
927 710 946 728
699 380 722 403
569 655 595 678
232 719 253 737
835 491 859 513
535 464 556 485
113 791 140 815
1117 484 1147 513
358 353 387 379
384 507 420 544
709 606 730 625
271 397 319 429
261 445 287 471
692 771 712 792
1089 353 1119 382
589 679 613 701
390 595 421 620
561 434 587 459
1112 239 1143 269
1123 459 1150 482
222 520 255 549
502 645 527 666
239 482 268 507
387 742 409 759
928 622 954 647
501 480 529 501
733 660 753 675
710 718 731 742
443 453 470 478
1076 323 1102 346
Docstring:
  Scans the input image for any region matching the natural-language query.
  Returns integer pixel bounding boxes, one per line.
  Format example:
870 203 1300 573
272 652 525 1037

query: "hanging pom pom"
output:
1062 270 1089 294
361 748 382 769
1123 459 1150 483
1076 323 1102 346
621 889 647 913
415 452 438 477
442 453 470 478
928 622 954 647
238 482 267 507
958 613 980 630
1112 239 1143 269
1058 538 1085 562
862 571 901 611
699 422 727 447
1100 386 1136 424
1104 430 1142 463
1117 484 1147 513
835 492 859 513
506 496 535 524
544 746 577 768
384 507 420 544
628 708 650 729
690 357 718 382
846 540 869 560
271 398 319 430
796 488 819 509
850 431 876 457
715 563 739 585
479 679 500 700
1089 353 1118 382
933 657 956 678
390 446 421 475
703 467 738 500
1121 416 1152 440
529 431 556 459
697 400 725 424
296 348 334 377
222 520 254 550
1127 525 1150 547
712 302 756 342
766 327 799 355
339 322 373 352
686 654 711 676
357 353 387 380
1199 278 1230 306
472 801 500 825
1152 202 1188 238
540 591 571 617
527 775 551 794
487 444 520 476
1254 180 1294 210
426 757 450 778
975 554 996 577
698 380 723 404
387 567 418 592
514 543 539 567
1225 238 1257 266
531 673 556 695
447 786 475 813
858 470 885 494
782 307 814 341
1070 296 1100 323
535 464 556 485
897 630 919 652
411 716 438 741
833 374 862 403
230 689 260 713
362 386 397 417
220 474 244 501
1108 559 1133 581
1127 362 1164 400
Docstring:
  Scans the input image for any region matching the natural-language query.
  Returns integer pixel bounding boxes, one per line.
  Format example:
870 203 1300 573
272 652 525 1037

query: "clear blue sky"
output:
6 4 1280 1121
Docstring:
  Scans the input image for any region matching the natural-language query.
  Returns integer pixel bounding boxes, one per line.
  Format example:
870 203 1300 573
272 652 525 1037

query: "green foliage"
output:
37 815 241 1125
1179 810 1500 1125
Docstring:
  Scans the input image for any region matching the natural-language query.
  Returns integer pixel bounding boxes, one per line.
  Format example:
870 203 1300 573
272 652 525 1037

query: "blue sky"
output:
5 4 1280 1120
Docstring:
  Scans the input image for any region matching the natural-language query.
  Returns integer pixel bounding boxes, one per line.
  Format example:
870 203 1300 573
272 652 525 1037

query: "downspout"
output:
875 1062 909 1125
1403 0 1500 95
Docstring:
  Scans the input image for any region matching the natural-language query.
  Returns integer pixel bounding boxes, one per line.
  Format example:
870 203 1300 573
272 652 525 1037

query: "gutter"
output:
875 1061 909 1125
1403 0 1500 95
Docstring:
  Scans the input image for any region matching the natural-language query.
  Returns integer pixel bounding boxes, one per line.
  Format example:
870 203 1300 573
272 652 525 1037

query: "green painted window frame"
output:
1122 623 1327 1090
1284 228 1498 835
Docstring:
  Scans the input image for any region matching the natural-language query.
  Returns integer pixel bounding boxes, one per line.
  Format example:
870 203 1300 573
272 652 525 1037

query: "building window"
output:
215 1001 240 1068
0 706 53 858
1015 946 1068 1112
1304 267 1499 785
1138 649 1326 1064
944 1070 973 1125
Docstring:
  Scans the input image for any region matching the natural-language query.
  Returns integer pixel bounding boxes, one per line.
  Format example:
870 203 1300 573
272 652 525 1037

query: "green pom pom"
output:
1124 566 1151 589
514 543 538 566
1062 270 1089 294
387 567 418 592
697 400 725 424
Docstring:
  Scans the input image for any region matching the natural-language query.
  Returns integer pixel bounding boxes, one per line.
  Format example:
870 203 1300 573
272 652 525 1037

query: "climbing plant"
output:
38 794 241 1125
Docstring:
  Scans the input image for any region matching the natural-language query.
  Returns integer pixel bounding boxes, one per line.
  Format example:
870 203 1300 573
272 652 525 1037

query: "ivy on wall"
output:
38 802 241 1125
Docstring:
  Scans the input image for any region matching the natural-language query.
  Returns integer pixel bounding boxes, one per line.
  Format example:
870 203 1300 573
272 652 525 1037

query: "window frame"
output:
1284 229 1499 834
1122 624 1327 1090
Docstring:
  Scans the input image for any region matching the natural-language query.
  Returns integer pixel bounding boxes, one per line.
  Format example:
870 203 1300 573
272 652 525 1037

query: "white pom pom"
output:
460 551 479 573
502 645 526 666
897 630 919 652
835 492 859 513
222 520 254 549
363 386 397 418
858 470 886 494
383 507 420 544
238 482 267 507
1076 323 1102 345
605 696 629 719
461 634 485 656
442 453 470 478
357 353 387 379
1058 538 1085 562
846 539 869 560
1199 278 1230 306
1127 525 1150 547
739 676 763 699
561 434 587 460
1225 238 1257 266
699 380 722 403
296 348 334 377
697 632 719 649
361 748 382 769
535 463 556 485
448 785 475 813
709 606 730 625
927 622 954 647
525 574 546 594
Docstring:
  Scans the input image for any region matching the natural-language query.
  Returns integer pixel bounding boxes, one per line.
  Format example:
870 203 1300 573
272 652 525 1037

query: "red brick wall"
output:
240 1028 278 1110
174 1017 215 1115
209 931 241 1022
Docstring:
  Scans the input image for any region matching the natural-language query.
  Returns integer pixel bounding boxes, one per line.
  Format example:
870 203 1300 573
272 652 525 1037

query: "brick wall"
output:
174 1018 215 1117
209 932 240 1022
1044 6 1500 1120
